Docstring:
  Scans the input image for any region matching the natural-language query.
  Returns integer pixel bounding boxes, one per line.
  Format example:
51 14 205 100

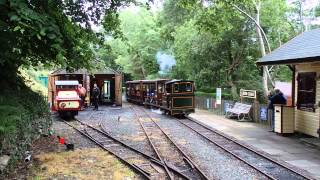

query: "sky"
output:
287 0 320 26
287 0 319 10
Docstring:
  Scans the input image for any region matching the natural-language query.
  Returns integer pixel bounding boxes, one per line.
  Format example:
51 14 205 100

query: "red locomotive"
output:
52 80 81 118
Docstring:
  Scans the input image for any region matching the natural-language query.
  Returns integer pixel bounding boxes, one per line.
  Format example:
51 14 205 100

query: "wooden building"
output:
48 68 122 108
257 29 320 137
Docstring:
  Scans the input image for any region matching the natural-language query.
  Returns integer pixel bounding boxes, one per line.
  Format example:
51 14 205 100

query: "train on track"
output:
52 80 82 118
126 79 195 116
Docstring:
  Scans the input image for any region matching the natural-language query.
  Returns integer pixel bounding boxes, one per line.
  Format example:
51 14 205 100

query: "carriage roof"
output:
55 80 79 86
165 79 194 85
126 79 169 84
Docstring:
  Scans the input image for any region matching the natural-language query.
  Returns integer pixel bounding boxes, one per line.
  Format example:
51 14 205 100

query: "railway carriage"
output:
126 79 195 116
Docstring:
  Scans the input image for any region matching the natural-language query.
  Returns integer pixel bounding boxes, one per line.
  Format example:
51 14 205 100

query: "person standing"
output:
92 83 100 110
268 89 287 131
78 84 86 109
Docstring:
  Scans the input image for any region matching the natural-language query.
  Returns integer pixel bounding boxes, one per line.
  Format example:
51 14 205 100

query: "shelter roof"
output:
257 29 320 65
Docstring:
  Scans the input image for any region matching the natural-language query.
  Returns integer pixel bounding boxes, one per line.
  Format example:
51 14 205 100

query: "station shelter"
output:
48 68 122 107
257 29 320 138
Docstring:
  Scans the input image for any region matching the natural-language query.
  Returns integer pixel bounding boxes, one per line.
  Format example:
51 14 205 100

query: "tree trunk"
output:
141 65 146 79
254 1 269 97
228 79 238 100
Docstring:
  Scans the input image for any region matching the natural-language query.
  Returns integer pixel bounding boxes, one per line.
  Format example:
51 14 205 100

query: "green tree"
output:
108 7 161 79
0 0 137 87
155 0 300 100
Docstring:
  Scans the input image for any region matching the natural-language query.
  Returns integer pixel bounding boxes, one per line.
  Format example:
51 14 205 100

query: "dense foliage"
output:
104 0 316 99
158 0 300 99
105 7 161 79
0 79 50 174
0 0 138 86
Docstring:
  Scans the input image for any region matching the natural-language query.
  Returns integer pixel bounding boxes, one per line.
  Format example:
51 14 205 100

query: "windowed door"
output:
297 72 317 112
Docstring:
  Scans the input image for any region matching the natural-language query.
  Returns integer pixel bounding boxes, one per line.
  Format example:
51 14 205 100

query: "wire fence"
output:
195 96 270 125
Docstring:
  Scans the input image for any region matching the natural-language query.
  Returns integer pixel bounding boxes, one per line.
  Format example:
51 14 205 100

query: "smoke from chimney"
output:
156 51 176 74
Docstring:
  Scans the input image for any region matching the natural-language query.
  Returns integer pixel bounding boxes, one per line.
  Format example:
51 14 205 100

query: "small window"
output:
297 72 317 112
185 83 192 92
166 85 171 93
173 83 193 93
158 84 163 93
174 84 179 92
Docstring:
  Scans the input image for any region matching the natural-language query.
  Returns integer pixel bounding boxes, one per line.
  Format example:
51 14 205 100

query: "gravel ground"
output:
135 106 268 180
67 103 278 179
52 113 96 149
77 105 156 157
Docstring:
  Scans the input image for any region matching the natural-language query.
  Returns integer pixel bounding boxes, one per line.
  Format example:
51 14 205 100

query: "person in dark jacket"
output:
268 89 287 131
92 83 100 110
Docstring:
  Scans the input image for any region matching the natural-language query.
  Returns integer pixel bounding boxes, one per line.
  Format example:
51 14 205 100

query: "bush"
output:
195 91 233 100
0 82 51 174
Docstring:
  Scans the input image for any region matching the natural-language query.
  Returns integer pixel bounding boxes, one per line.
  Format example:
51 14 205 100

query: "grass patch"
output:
30 148 136 180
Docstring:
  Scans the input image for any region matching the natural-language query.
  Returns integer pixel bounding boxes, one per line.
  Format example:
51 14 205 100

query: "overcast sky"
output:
287 0 319 10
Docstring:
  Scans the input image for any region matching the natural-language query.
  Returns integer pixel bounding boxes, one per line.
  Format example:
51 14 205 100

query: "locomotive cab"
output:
54 80 81 118
164 80 195 116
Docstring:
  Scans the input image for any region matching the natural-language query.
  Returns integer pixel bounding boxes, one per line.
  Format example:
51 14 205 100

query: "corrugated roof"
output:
257 29 320 65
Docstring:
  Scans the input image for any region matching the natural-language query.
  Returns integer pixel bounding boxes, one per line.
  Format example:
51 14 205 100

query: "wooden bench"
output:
226 102 252 121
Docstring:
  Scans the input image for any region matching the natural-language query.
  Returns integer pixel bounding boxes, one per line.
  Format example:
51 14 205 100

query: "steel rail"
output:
62 120 151 179
75 118 191 179
176 118 275 180
181 116 315 180
131 106 175 180
76 118 161 164
132 106 211 180
98 121 193 179
145 112 211 180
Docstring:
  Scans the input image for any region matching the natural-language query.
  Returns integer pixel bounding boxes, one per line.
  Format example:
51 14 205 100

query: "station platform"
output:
190 109 320 179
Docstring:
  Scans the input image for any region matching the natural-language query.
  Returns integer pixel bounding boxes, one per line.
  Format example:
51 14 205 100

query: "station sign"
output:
240 89 257 99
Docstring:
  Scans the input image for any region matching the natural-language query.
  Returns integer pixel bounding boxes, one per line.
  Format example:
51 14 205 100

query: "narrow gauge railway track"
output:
131 106 210 180
62 119 191 180
171 116 315 180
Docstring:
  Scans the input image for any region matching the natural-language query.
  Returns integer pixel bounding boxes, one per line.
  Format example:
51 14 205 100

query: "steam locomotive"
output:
126 79 195 116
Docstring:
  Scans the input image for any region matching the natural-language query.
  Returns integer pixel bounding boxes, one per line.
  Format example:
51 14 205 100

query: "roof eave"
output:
256 57 320 66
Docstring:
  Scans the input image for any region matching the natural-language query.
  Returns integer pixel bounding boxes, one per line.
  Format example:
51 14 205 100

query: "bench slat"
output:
226 102 252 119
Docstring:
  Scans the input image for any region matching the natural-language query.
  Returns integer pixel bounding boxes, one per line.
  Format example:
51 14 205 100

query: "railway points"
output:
131 105 210 180
46 103 318 179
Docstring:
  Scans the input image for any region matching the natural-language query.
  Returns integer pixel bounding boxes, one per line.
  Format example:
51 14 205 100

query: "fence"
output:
195 96 270 125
